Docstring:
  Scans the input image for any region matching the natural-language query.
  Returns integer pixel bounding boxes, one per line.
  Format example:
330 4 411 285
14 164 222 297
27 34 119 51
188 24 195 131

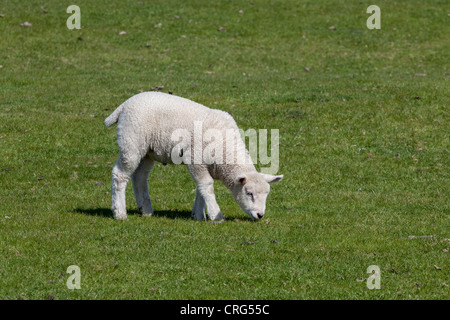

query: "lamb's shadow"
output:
74 208 192 220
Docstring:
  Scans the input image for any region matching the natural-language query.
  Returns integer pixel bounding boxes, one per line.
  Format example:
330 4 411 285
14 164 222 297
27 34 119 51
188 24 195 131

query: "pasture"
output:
0 0 448 299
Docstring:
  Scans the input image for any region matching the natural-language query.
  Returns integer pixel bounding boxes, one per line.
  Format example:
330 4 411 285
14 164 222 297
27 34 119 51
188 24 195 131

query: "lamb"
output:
105 91 283 221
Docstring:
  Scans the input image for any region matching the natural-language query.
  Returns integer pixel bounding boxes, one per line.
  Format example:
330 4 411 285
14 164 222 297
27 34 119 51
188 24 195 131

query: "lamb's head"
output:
232 172 283 220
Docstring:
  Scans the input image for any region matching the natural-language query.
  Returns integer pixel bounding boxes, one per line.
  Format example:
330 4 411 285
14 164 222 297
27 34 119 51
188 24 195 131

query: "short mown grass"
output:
0 0 448 299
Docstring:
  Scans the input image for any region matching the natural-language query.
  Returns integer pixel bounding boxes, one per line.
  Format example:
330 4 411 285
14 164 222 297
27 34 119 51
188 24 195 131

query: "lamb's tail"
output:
104 104 125 128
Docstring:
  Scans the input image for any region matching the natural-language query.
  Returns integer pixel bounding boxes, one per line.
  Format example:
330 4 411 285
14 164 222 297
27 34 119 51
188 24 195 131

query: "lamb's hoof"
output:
112 208 127 220
140 212 153 217
210 212 225 222
137 206 153 217
192 211 206 221
114 214 127 221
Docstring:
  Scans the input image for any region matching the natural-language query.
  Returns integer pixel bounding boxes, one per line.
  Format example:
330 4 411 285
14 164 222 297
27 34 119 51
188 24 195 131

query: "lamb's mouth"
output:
247 211 264 220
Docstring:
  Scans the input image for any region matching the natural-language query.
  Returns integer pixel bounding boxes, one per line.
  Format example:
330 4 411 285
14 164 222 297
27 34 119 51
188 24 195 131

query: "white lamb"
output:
105 92 283 221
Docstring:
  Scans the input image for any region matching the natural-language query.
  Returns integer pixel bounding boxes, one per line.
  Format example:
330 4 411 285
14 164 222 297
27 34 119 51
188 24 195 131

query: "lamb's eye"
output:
246 191 253 198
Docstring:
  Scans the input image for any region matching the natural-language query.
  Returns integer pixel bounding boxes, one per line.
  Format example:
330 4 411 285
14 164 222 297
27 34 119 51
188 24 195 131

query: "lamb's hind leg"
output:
111 148 143 220
111 160 137 220
132 155 155 216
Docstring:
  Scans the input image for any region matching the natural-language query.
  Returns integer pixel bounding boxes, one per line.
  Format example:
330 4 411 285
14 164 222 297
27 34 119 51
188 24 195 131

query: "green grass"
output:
0 0 448 300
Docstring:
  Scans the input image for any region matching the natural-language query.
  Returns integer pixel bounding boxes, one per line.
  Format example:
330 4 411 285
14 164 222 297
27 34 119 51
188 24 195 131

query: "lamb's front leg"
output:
187 165 225 221
192 190 206 220
198 183 225 221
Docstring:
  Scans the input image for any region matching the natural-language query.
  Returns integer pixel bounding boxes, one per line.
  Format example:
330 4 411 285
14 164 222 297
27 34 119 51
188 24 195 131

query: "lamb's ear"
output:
261 173 283 184
235 174 247 185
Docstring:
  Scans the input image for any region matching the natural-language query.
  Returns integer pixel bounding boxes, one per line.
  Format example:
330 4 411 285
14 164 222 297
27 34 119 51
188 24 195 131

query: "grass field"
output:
0 0 448 300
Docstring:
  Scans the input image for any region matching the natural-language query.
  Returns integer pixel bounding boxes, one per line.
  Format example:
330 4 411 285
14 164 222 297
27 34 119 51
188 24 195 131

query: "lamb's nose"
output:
256 212 264 219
